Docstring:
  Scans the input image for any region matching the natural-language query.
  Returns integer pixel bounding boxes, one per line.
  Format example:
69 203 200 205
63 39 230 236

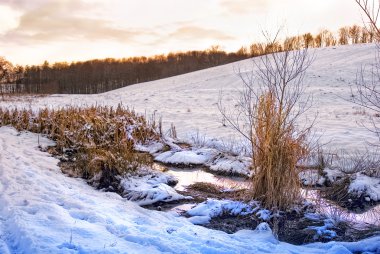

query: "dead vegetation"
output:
250 91 310 210
0 105 160 183
219 32 314 210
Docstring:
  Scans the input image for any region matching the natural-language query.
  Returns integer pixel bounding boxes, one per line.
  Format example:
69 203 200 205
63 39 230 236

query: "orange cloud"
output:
169 26 233 41
1 0 154 45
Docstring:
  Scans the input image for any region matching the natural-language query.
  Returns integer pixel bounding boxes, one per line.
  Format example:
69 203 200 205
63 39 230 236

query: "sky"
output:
0 0 364 66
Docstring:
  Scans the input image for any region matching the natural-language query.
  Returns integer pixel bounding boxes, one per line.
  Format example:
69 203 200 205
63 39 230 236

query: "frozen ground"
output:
1 126 380 253
1 44 380 253
1 43 379 153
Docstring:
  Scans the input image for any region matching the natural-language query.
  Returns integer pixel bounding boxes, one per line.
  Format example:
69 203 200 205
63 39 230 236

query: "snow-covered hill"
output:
1 43 378 152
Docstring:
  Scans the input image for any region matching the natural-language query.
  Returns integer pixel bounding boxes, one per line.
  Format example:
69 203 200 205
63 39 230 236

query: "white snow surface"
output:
1 43 379 153
308 219 337 240
299 169 326 186
349 173 380 201
186 199 258 225
207 154 251 176
154 148 218 165
324 167 346 183
119 171 188 205
256 209 272 221
2 126 380 253
134 142 164 154
2 44 380 253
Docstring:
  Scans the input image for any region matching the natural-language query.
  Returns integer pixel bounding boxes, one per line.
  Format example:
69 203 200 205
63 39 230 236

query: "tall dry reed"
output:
251 92 309 210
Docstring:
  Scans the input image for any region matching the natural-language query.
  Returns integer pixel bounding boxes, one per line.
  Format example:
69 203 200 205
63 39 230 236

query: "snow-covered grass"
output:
3 126 380 253
301 167 380 203
119 168 189 205
349 173 380 202
186 199 258 224
299 169 326 186
305 213 339 240
207 154 251 177
0 105 160 181
154 148 218 166
153 146 251 177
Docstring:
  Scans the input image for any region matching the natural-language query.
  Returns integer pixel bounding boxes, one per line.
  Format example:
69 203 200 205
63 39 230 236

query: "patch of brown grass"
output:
187 182 223 194
0 104 160 180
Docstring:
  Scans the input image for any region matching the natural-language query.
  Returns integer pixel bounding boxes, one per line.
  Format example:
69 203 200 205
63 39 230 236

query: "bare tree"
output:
349 25 362 44
339 27 350 45
302 33 314 48
0 57 14 96
356 0 380 37
353 0 380 144
0 57 13 83
218 34 314 209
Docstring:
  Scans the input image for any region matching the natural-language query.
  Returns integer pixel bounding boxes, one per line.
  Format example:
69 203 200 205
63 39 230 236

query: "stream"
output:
161 164 380 226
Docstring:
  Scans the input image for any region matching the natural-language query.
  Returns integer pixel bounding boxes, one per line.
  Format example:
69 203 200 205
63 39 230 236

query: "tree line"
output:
0 24 377 94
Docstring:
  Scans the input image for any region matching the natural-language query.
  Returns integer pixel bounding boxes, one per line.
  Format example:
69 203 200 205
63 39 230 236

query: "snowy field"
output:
1 44 380 253
1 43 379 153
1 126 379 253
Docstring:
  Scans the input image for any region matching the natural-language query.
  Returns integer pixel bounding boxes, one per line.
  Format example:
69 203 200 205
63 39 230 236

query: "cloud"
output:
0 0 153 45
220 0 269 14
0 0 47 11
169 26 233 41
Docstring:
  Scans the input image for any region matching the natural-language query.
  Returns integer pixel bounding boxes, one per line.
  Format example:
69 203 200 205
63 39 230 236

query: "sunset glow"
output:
0 0 363 65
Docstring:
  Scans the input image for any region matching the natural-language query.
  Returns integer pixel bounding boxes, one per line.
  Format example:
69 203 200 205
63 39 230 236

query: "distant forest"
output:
0 25 377 94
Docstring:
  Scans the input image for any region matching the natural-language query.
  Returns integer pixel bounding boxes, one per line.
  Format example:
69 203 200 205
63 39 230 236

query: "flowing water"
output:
162 164 380 226
166 166 249 191
304 190 380 226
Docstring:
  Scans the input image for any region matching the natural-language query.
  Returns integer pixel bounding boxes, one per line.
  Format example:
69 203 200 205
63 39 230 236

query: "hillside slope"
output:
1 43 378 152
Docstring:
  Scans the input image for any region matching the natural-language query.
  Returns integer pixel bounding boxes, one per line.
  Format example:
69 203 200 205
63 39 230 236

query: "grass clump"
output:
187 182 223 194
0 104 160 182
251 92 310 210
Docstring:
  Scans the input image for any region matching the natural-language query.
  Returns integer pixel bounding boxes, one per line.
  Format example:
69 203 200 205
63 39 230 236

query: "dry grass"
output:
0 105 160 180
187 182 223 194
251 92 309 210
323 177 351 206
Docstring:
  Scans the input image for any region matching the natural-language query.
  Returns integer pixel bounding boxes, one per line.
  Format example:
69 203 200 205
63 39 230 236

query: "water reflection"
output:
303 190 380 226
163 164 379 226
166 166 249 191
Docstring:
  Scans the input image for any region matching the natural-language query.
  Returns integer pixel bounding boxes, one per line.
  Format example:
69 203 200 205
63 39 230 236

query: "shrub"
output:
219 33 314 210
251 91 309 209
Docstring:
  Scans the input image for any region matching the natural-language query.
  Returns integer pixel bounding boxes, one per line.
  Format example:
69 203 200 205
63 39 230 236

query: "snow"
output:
348 173 380 201
119 169 188 205
207 154 251 177
324 167 345 183
308 219 337 240
306 235 380 253
154 148 218 165
134 142 164 154
256 209 272 221
4 126 380 253
187 199 258 224
1 44 379 154
299 169 326 186
305 212 324 221
154 147 252 176
1 43 380 253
